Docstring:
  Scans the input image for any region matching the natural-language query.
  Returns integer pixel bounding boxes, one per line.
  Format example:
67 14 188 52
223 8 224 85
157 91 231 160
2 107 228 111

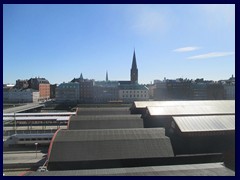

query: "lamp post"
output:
35 142 38 158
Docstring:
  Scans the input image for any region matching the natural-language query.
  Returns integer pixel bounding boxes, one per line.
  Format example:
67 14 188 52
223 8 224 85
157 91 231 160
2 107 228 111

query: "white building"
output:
118 84 149 103
4 89 40 103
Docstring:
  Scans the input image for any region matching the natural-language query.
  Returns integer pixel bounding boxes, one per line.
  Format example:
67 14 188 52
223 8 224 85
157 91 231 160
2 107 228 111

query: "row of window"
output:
18 138 52 141
123 94 147 98
122 90 147 94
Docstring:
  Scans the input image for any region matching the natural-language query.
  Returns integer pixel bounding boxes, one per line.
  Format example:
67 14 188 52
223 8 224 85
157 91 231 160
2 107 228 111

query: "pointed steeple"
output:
131 49 137 70
79 73 83 82
131 49 138 84
106 71 109 82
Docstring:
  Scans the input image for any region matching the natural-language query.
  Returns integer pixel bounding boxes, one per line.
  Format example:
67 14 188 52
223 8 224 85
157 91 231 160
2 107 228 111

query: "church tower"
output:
131 50 138 84
106 71 109 82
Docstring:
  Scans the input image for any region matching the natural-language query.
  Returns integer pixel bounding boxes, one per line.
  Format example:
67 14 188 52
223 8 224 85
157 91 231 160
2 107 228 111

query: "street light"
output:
35 142 38 158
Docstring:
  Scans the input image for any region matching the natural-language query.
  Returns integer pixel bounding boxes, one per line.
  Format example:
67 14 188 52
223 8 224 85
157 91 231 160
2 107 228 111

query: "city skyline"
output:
3 4 235 85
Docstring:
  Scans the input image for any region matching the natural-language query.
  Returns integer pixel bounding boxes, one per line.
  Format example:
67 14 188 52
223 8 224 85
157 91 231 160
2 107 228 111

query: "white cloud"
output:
188 52 234 60
173 46 201 52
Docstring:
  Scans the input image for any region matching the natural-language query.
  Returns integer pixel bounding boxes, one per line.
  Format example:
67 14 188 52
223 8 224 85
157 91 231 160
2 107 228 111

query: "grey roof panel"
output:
76 107 130 115
70 115 142 121
147 105 234 116
133 100 235 109
48 128 173 162
25 163 235 176
68 115 143 130
173 115 235 132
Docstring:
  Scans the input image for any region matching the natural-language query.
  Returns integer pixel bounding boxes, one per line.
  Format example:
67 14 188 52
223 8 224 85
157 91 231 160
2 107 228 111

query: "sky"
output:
3 4 235 85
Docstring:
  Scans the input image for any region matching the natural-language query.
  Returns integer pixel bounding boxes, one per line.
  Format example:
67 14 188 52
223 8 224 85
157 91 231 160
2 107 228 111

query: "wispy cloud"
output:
188 52 234 60
173 46 201 52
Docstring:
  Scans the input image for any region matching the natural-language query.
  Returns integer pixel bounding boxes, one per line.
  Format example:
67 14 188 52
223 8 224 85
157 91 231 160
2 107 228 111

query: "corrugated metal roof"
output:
3 112 75 117
25 163 234 176
173 115 235 132
76 107 130 115
48 128 173 162
133 100 235 109
70 115 142 121
3 116 69 121
147 105 234 116
68 115 143 130
55 128 165 142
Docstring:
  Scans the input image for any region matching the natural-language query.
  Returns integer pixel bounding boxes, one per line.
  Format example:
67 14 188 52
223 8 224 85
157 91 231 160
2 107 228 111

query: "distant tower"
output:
106 71 109 82
79 73 84 82
131 50 138 83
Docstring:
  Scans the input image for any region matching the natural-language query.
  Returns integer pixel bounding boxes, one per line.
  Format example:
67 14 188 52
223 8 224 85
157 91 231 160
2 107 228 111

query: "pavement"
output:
3 148 48 176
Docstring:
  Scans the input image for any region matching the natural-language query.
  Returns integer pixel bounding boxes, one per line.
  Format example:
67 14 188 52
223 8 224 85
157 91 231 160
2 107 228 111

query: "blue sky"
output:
3 4 235 84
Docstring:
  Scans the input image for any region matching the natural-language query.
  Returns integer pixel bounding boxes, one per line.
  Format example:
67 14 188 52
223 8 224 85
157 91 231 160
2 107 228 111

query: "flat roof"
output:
24 163 234 176
69 114 142 121
3 116 69 121
173 115 235 132
3 112 75 117
68 115 143 130
147 105 234 116
76 107 130 115
132 100 235 109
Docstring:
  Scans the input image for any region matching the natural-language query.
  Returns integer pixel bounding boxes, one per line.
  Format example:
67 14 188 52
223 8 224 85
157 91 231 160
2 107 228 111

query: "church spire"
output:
131 49 138 84
106 71 108 82
131 49 137 70
79 73 83 82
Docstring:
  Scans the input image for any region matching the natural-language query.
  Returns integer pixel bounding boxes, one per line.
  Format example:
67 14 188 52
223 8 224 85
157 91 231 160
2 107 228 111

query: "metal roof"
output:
132 100 235 109
3 116 69 122
3 112 75 117
24 163 234 176
68 115 143 130
173 115 235 132
147 105 234 116
48 128 173 163
3 103 45 113
69 115 142 121
76 107 130 115
54 128 166 142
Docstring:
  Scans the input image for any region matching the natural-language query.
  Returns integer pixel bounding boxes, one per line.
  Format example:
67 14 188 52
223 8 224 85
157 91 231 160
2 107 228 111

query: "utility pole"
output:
14 112 16 134
35 142 38 158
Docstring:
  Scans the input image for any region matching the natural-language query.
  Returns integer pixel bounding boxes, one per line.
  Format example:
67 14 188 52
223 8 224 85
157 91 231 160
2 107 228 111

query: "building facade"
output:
28 77 50 100
39 84 50 100
119 84 149 103
55 82 79 103
4 89 39 103
93 80 119 103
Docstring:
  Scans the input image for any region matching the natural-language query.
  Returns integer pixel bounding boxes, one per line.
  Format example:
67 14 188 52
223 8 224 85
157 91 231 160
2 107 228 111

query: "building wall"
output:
153 82 168 100
93 86 119 103
119 88 149 103
39 84 50 100
50 84 57 99
56 83 79 103
79 81 94 103
224 84 235 100
4 89 39 103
